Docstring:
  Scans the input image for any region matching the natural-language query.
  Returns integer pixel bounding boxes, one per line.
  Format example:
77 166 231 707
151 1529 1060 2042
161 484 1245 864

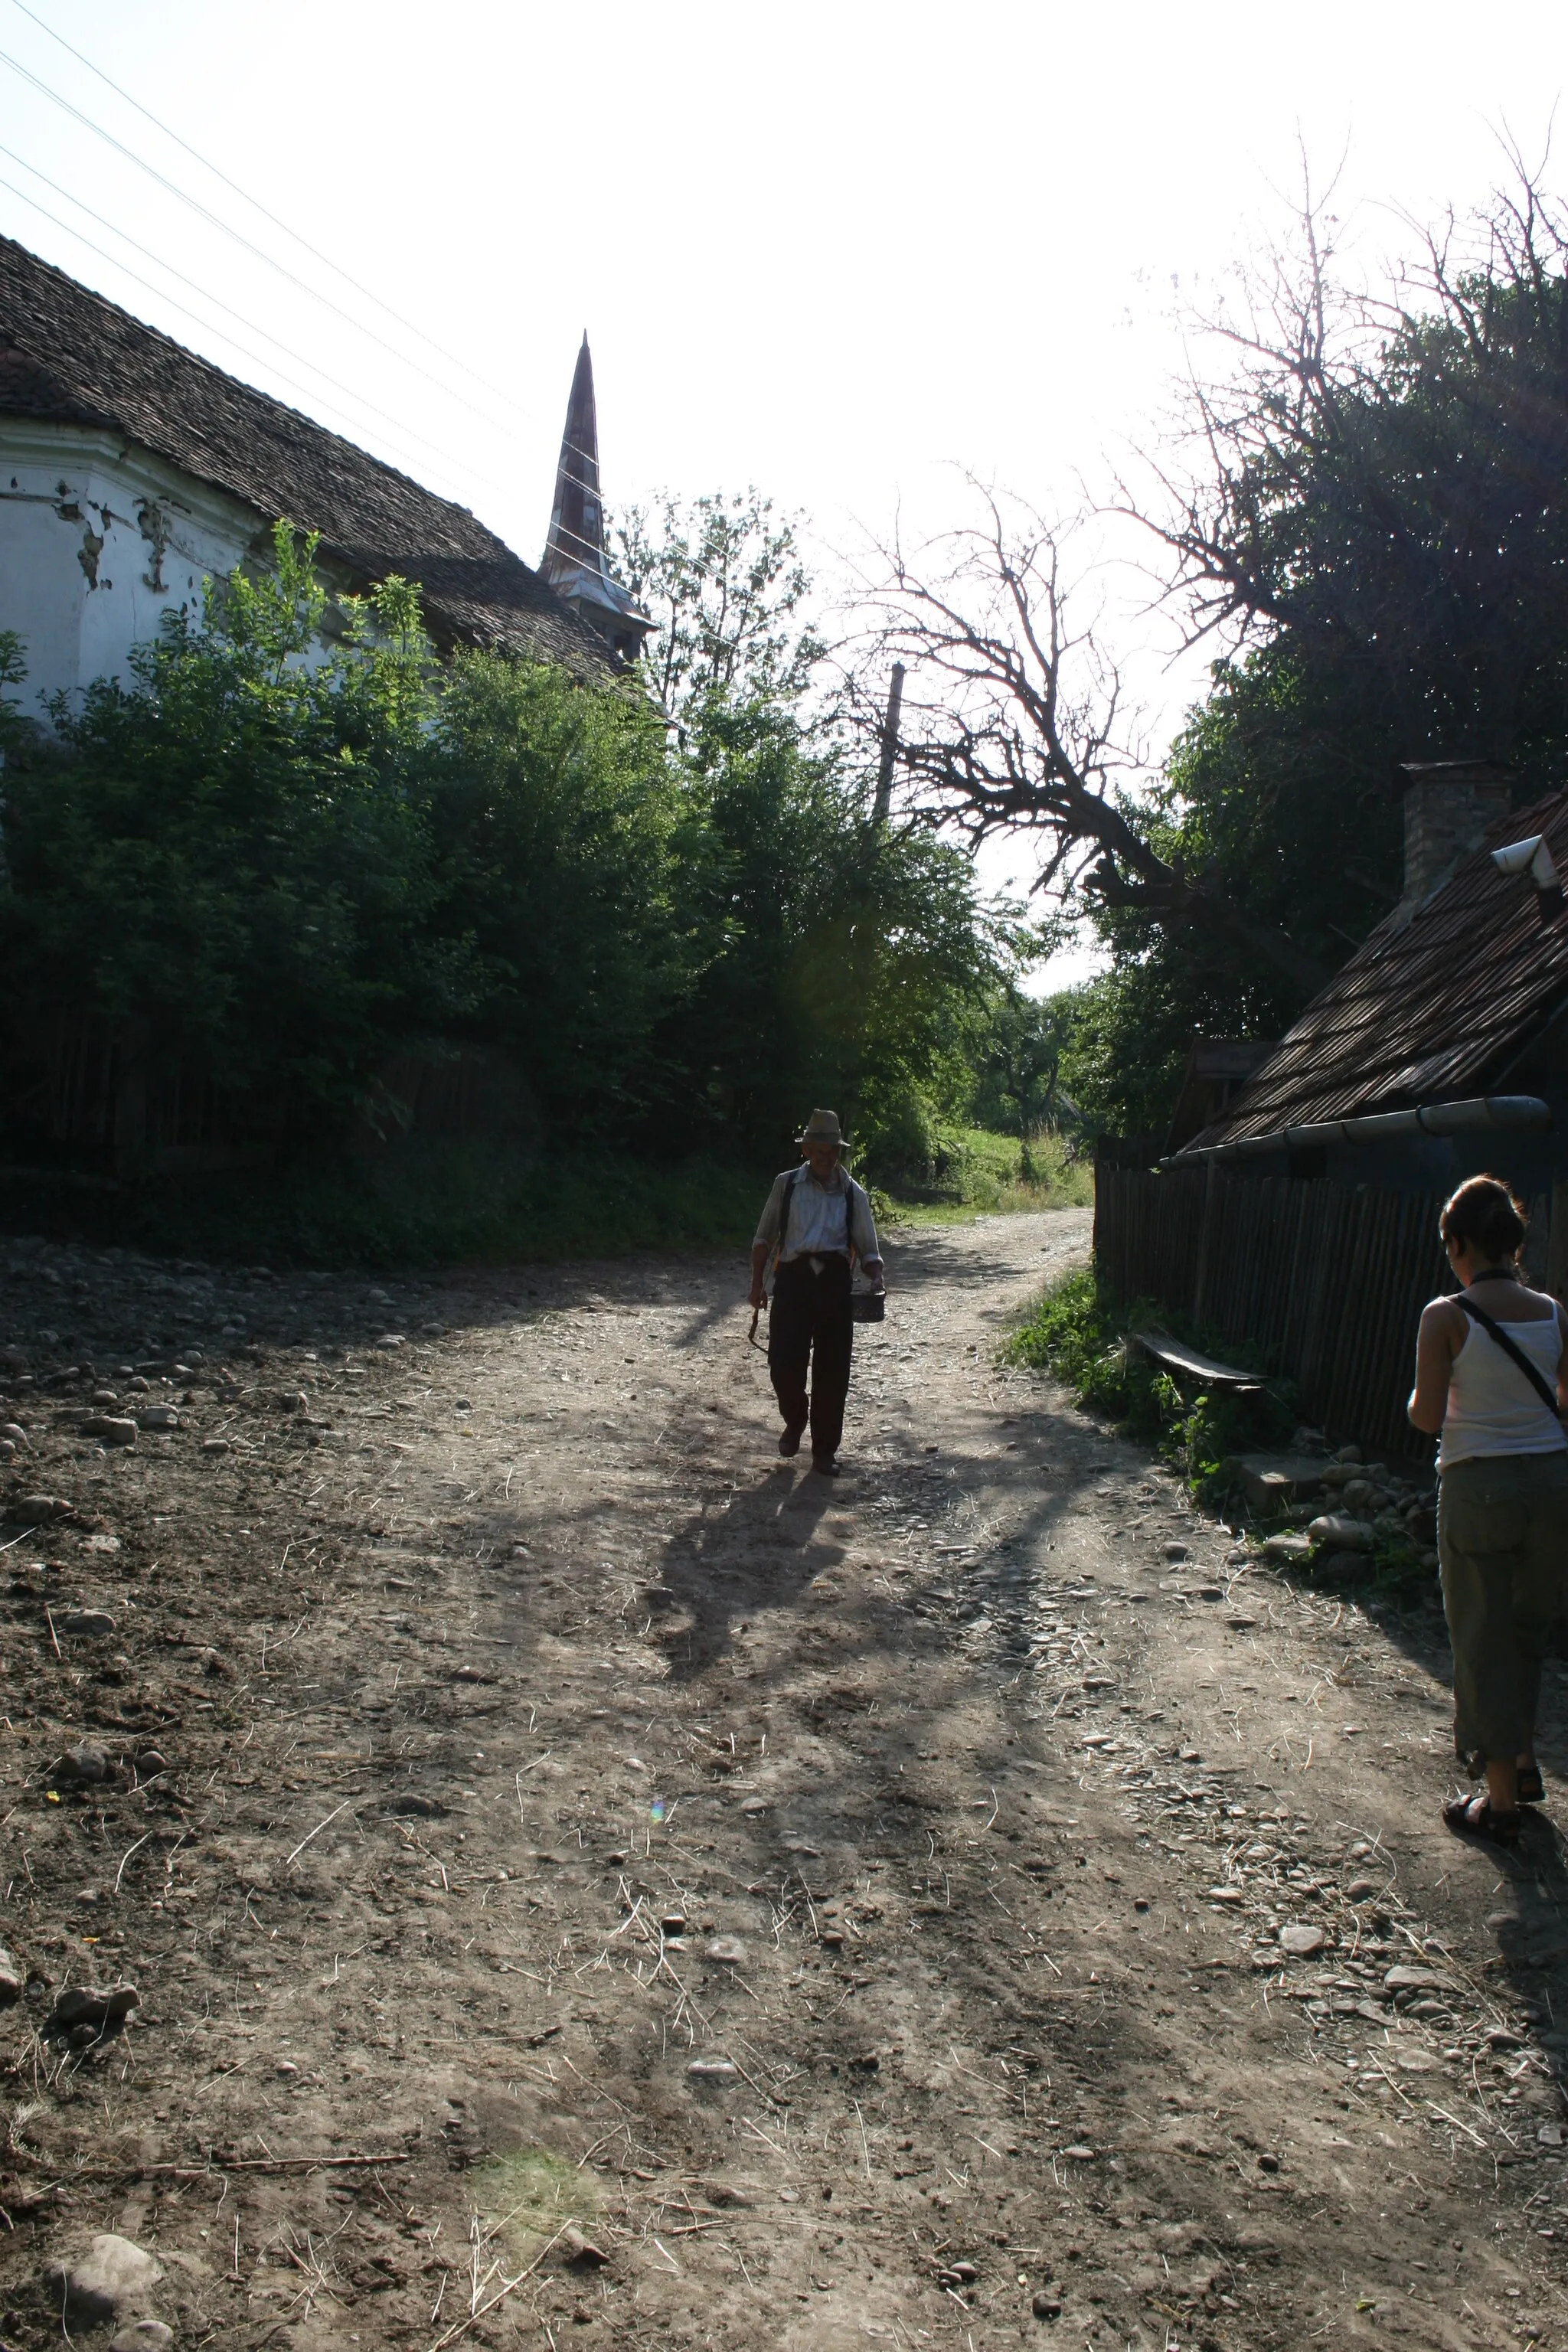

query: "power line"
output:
9 0 533 426
0 169 490 509
0 38 523 440
0 141 497 504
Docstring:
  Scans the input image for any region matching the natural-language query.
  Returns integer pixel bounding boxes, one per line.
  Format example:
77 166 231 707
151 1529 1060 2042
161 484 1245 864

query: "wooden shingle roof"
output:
1187 786 1568 1149
0 234 611 677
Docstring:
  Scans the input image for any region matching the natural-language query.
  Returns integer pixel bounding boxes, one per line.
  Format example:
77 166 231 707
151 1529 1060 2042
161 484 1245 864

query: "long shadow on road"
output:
651 1459 841 1681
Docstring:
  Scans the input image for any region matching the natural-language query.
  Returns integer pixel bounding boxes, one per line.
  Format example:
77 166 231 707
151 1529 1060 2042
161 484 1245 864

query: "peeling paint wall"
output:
0 420 341 726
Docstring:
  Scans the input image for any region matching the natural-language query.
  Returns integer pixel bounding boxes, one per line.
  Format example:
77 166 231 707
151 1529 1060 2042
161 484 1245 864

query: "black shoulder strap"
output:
1457 1296 1563 1419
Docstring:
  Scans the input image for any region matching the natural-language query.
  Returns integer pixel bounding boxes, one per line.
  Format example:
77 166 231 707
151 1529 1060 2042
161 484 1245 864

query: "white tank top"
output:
1439 1307 1568 1468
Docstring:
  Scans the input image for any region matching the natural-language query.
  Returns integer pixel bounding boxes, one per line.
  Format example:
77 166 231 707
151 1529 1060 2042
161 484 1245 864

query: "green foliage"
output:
0 524 701 1150
667 697 1007 1156
873 1126 1091 1222
1050 972 1180 1145
0 512 1037 1256
1006 1269 1135 1413
1 523 710 1153
1066 182 1568 1141
0 1143 774 1269
431 653 695 1132
0 626 28 762
1006 1267 1295 1491
962 987 1085 1153
2 526 462 1133
1191 216 1568 769
613 488 824 718
1060 637 1416 1138
869 1119 1090 1213
1063 643 1407 1136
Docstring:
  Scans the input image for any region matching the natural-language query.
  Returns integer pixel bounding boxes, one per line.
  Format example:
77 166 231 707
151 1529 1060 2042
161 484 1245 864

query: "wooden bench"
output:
1129 1329 1263 1394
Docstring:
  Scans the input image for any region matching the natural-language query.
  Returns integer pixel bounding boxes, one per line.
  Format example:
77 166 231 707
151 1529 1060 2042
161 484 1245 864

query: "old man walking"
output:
750 1110 884 1476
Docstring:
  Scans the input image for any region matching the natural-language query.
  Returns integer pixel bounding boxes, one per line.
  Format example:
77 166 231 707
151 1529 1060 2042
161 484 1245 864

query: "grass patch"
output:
878 1128 1091 1227
469 2145 600 2269
1004 1264 1297 1494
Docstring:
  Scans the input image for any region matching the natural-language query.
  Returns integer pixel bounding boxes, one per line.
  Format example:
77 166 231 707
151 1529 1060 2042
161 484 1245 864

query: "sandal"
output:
1518 1764 1546 1806
1442 1790 1521 1847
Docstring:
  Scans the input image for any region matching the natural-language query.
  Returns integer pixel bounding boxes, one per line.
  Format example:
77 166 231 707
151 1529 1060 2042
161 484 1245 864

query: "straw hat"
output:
798 1109 844 1149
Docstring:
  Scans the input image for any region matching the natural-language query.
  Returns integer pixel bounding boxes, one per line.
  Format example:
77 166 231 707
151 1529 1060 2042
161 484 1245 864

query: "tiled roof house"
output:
0 234 618 708
1175 764 1568 1204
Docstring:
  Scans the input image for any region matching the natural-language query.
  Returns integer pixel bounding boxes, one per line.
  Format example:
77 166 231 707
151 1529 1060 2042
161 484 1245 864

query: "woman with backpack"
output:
1409 1174 1568 1845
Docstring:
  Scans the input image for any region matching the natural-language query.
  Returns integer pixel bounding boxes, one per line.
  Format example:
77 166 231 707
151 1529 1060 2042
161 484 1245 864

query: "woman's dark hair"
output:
1439 1174 1527 1264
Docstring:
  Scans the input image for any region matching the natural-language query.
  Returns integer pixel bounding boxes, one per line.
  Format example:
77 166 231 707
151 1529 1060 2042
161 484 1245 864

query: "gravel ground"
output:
3 1207 1568 2352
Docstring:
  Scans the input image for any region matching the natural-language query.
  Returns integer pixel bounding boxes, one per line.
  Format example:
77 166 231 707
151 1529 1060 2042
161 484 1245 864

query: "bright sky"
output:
2 0 1564 982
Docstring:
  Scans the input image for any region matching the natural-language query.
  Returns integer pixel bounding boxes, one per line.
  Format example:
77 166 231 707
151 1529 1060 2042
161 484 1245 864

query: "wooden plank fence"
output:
1093 1163 1453 1457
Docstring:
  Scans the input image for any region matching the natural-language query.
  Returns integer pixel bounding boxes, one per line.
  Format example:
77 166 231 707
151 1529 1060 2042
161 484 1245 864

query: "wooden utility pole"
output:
872 662 905 825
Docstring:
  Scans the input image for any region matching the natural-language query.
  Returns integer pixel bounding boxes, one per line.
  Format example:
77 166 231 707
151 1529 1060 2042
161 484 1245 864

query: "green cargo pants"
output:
1438 1449 1568 1771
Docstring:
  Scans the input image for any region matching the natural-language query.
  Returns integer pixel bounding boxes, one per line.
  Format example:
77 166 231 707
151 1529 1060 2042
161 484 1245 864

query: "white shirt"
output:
1440 1308 1568 1468
753 1165 880 1266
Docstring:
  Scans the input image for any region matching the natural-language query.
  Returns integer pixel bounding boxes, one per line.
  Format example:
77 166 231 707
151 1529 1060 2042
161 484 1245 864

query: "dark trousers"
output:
769 1256 853 1459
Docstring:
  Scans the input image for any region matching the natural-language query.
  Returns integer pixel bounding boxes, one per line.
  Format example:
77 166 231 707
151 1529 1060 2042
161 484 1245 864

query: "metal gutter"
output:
1160 1093 1552 1171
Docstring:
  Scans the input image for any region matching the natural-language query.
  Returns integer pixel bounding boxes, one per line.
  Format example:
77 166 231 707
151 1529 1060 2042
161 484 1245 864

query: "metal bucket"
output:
851 1292 886 1324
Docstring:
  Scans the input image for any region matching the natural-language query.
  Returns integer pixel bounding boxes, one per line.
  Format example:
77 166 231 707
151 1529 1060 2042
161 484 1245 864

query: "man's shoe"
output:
810 1453 840 1476
779 1424 805 1457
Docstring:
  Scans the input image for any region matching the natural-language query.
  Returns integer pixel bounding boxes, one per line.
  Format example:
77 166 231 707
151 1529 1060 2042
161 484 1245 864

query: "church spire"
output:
540 333 649 665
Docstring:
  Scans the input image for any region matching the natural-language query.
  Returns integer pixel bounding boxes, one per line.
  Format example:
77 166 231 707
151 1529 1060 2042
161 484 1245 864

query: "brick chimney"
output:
1396 760 1515 916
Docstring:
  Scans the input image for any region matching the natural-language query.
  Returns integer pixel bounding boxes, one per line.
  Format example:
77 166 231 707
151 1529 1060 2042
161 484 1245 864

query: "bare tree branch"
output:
1119 142 1568 714
840 485 1331 993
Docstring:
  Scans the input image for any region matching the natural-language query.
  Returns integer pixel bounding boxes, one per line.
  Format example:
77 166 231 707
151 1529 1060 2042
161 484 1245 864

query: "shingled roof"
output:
0 235 612 677
1185 786 1568 1150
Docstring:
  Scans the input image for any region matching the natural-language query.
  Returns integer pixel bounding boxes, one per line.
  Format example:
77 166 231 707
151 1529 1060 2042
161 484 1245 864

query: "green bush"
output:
0 530 1015 1178
1006 1266 1295 1491
430 649 696 1134
3 535 461 1136
669 698 1008 1153
0 524 1080 1264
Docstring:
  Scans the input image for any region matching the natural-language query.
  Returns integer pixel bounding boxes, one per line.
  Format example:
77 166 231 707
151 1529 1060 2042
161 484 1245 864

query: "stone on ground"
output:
44 2236 162 2326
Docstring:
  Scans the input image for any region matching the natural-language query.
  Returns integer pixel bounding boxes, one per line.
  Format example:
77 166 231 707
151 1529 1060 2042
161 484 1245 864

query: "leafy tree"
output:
0 526 710 1144
0 525 463 1134
612 493 1008 1159
613 489 824 719
1148 168 1568 770
430 654 698 1131
851 488 1334 996
963 987 1083 1165
1 508 1025 1210
1063 167 1568 1138
659 697 1006 1159
1058 639 1406 1135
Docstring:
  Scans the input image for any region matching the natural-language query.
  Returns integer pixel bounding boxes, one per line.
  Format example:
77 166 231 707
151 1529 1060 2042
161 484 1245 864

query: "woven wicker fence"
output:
1093 1163 1452 1456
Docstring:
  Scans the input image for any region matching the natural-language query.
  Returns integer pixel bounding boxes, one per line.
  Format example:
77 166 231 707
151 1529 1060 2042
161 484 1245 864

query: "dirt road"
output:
5 1207 1568 2351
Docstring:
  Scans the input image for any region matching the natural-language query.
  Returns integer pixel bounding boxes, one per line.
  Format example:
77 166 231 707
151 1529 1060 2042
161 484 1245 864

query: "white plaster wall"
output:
0 421 267 728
